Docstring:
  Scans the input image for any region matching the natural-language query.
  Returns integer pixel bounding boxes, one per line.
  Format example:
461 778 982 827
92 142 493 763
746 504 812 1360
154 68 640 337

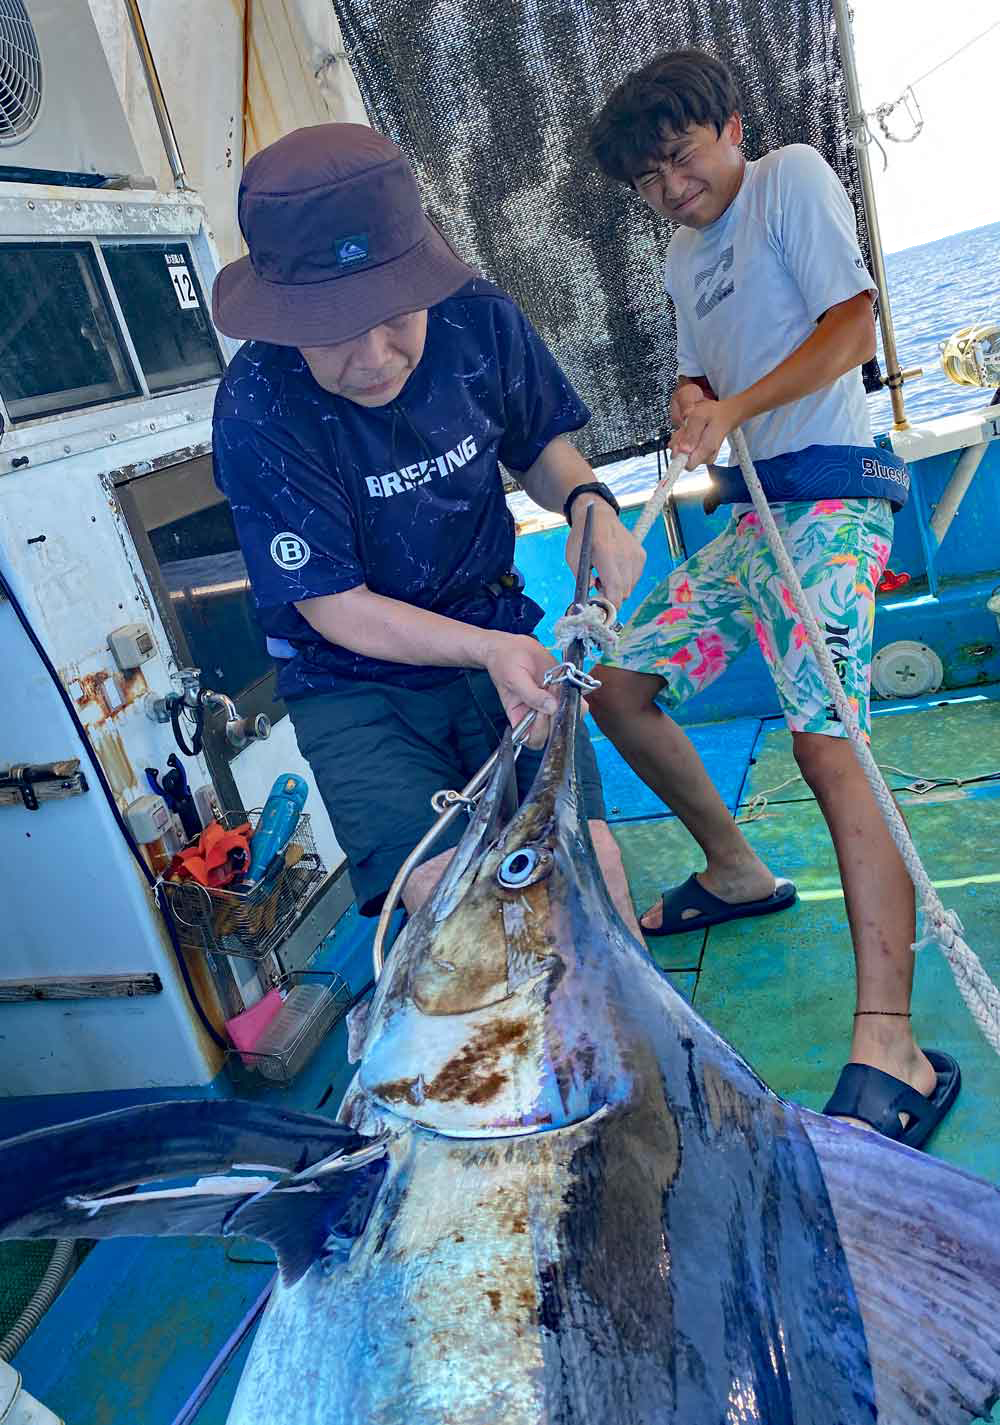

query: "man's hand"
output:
670 379 722 512
482 634 560 748
517 437 643 612
670 380 711 429
672 396 741 471
566 498 646 612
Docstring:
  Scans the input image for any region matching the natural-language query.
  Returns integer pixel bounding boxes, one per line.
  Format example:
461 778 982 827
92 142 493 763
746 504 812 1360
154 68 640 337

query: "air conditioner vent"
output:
0 0 43 145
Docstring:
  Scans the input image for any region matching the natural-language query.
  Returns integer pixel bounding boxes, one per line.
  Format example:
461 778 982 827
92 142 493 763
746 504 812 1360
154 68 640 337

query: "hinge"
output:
0 759 89 810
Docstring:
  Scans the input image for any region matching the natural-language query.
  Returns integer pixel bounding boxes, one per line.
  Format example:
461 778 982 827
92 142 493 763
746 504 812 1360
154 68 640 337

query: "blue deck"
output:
14 688 1000 1425
9 433 1000 1423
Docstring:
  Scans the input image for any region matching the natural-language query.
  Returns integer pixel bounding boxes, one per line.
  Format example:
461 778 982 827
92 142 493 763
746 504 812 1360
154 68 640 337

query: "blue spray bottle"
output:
245 773 309 887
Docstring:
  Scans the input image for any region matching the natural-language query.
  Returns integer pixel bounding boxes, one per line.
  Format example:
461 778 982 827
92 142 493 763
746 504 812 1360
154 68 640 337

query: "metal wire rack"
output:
160 811 326 961
228 969 352 1084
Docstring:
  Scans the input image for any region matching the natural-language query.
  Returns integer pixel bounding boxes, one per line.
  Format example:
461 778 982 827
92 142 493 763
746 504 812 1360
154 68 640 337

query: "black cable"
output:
170 694 204 757
0 563 227 1049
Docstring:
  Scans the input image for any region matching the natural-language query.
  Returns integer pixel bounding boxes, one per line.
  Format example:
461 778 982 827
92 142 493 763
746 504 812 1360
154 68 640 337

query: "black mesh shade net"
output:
333 0 868 465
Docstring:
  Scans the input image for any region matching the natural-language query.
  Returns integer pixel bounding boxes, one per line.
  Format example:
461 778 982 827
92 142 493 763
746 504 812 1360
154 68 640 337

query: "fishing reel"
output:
940 323 1000 390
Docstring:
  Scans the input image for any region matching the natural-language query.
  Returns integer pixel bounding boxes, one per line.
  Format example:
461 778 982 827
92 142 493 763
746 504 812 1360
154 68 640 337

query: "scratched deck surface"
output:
11 691 1000 1424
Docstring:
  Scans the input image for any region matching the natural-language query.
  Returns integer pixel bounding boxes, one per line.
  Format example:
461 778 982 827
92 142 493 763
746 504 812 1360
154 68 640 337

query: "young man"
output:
587 50 959 1144
211 123 646 934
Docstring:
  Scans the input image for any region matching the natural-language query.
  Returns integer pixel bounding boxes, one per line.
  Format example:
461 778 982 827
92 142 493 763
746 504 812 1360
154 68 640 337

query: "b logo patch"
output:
270 532 311 571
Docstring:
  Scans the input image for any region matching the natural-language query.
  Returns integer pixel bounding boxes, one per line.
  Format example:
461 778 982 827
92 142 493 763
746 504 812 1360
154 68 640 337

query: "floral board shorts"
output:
608 498 895 739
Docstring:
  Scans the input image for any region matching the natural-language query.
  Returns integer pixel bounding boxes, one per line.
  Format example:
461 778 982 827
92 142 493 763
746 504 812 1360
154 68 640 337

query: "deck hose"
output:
0 1241 75 1363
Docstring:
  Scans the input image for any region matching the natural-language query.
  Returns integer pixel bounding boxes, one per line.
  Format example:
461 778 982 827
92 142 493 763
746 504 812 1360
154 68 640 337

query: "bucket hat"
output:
212 124 476 346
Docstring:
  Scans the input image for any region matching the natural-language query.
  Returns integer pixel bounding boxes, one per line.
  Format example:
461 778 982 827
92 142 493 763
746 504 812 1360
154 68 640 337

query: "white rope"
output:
631 451 690 544
560 435 1000 1050
728 427 1000 1054
554 451 688 657
553 603 620 657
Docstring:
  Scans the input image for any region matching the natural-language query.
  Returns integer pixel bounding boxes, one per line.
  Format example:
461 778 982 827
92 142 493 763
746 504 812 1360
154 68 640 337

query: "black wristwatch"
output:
563 481 621 525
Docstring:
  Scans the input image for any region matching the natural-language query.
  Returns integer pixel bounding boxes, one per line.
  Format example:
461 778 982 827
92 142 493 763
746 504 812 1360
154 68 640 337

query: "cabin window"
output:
0 241 140 420
116 455 282 755
101 242 224 394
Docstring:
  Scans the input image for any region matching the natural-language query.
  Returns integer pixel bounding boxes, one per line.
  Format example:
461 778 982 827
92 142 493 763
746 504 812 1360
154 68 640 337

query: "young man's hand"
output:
670 380 711 429
673 395 741 471
566 498 646 612
482 633 560 748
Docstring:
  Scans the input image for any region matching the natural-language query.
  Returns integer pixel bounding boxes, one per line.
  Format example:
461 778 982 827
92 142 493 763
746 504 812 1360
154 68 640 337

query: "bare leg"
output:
588 665 776 929
792 732 936 1123
588 820 643 941
400 823 641 940
401 846 455 915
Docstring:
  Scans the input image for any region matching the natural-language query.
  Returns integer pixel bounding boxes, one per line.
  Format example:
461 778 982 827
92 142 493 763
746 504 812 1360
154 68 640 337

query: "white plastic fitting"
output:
0 1360 63 1424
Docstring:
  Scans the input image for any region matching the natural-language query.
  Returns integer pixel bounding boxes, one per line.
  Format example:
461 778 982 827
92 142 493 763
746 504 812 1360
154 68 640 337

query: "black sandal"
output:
642 873 796 937
822 1050 961 1150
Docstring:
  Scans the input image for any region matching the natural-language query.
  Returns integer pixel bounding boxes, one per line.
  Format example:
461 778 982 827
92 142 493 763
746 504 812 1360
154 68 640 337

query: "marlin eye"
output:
497 846 550 889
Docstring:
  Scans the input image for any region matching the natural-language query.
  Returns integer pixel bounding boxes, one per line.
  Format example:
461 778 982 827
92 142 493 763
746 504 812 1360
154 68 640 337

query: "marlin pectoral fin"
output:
14 1156 387 1290
231 1156 388 1285
0 1100 376 1246
802 1107 1000 1423
34 1175 272 1244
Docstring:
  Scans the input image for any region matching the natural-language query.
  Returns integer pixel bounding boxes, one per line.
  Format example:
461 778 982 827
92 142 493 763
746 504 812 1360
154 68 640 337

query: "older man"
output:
211 123 645 927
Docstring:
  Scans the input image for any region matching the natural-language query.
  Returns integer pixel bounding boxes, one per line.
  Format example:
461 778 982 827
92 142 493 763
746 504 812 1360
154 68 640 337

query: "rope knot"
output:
912 904 965 954
553 597 621 657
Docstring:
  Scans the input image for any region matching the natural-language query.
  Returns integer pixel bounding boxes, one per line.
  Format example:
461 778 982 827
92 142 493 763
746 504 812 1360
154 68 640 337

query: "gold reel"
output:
940 323 1000 389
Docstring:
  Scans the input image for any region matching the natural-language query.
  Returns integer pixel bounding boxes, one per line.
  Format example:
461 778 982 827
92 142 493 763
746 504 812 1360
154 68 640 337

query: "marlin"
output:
3 567 1000 1423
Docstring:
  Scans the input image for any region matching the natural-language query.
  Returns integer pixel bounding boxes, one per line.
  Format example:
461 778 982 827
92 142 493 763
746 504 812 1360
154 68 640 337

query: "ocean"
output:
867 219 1000 429
515 218 1000 512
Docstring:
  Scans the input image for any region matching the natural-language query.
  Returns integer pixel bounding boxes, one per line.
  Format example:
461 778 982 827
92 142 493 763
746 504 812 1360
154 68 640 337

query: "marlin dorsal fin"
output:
801 1109 1000 1423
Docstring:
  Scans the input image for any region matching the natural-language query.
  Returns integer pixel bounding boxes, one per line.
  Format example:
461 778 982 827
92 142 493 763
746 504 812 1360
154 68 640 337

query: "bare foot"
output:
640 860 776 932
833 1024 938 1134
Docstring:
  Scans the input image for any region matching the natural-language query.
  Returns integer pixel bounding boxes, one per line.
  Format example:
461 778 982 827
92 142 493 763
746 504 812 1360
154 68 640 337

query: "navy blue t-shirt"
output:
212 280 590 698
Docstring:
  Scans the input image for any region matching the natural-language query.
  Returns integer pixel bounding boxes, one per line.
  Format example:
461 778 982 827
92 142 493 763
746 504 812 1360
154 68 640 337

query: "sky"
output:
851 0 999 252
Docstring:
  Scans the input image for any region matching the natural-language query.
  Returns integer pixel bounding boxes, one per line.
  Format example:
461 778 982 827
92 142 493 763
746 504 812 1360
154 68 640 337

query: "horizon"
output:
884 216 1000 261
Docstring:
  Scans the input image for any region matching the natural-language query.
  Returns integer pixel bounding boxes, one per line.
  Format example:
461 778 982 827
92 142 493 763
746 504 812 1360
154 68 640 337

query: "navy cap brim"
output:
212 221 477 347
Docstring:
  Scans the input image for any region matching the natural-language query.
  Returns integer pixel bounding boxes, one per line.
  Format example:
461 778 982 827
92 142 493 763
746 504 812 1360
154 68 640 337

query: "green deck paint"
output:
744 698 1000 808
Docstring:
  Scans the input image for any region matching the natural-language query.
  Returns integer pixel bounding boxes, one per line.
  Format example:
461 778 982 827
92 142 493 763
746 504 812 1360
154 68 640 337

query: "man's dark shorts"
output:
289 669 606 916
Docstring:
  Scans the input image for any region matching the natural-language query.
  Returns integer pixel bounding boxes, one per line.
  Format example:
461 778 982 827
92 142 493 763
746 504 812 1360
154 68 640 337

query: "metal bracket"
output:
0 759 89 810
